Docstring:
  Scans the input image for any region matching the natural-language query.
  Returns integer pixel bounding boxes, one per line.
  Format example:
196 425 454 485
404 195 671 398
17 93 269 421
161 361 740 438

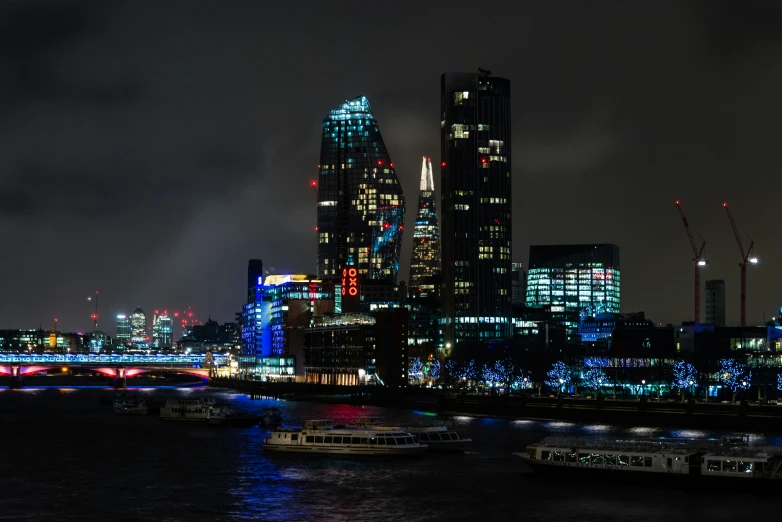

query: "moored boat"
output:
208 405 260 427
263 420 427 456
515 436 782 486
159 398 211 421
260 407 283 427
345 417 471 452
399 426 472 452
113 394 148 415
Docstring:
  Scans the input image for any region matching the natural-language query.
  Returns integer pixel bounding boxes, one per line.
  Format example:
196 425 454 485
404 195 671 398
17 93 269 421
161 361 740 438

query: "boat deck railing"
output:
534 436 754 454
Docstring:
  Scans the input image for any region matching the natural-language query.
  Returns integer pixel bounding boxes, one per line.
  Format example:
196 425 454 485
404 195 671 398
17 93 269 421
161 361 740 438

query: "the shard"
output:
316 96 405 283
409 156 441 299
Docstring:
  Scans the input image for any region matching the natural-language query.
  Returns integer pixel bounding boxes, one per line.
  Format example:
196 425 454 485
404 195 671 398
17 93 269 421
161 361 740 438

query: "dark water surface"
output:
2 386 780 521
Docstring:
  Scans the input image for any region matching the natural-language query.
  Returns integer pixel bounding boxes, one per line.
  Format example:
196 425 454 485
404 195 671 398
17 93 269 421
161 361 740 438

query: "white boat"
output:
159 398 211 421
113 395 148 415
399 426 472 452
346 417 471 452
515 436 782 486
263 420 427 456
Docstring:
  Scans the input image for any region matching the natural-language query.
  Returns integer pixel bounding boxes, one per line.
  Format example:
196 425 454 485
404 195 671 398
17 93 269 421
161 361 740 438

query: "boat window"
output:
277 434 281 438
406 437 414 445
291 434 298 441
644 457 652 468
369 437 376 445
724 460 737 473
707 460 721 472
667 458 672 469
324 437 333 444
757 462 765 472
605 454 616 465
351 437 361 445
315 437 324 444
553 451 565 462
566 452 577 463
738 461 753 474
578 453 590 464
428 434 441 441
419 433 429 441
377 438 386 446
631 456 644 467
591 454 603 465
306 436 314 443
386 438 397 446
618 455 629 466
452 433 460 440
541 451 552 461
441 433 452 441
361 438 369 445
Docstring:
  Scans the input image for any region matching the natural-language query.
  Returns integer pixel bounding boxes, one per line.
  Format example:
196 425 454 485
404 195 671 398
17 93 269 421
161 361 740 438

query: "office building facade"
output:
440 70 513 346
316 96 405 283
115 315 131 348
130 307 147 348
525 244 621 338
151 312 173 349
705 279 726 327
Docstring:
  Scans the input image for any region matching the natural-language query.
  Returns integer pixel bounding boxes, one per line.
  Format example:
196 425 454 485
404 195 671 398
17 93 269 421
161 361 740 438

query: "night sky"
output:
2 1 781 333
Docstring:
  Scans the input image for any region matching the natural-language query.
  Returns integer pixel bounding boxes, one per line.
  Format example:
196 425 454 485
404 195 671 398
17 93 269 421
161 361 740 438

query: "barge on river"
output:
263 420 427 456
515 436 782 485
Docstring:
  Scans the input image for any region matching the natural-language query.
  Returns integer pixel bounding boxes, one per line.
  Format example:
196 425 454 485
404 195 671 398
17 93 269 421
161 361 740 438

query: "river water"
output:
2 385 780 521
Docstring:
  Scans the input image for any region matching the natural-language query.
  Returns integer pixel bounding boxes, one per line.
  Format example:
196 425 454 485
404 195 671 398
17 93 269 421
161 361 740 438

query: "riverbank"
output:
209 378 782 432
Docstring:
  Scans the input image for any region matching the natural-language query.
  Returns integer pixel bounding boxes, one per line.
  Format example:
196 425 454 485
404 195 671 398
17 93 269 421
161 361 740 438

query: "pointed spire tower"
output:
409 157 441 300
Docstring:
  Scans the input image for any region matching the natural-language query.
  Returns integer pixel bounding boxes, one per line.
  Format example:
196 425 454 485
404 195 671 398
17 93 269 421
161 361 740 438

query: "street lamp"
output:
641 379 646 397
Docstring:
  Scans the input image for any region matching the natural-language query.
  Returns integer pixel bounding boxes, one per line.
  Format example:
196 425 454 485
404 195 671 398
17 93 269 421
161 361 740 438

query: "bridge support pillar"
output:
9 364 23 389
112 367 126 389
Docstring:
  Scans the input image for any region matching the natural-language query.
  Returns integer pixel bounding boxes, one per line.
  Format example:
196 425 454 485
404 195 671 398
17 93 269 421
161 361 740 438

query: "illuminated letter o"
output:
349 287 358 296
348 268 357 278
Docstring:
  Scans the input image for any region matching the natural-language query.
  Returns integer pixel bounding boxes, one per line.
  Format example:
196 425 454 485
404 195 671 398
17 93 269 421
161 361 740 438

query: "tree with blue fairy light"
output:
777 373 782 392
408 357 424 385
545 361 572 397
718 358 752 404
671 361 698 402
582 368 608 397
427 358 441 382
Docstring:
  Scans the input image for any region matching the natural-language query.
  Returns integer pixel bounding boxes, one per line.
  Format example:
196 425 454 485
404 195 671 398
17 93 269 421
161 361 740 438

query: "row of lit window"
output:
479 197 507 204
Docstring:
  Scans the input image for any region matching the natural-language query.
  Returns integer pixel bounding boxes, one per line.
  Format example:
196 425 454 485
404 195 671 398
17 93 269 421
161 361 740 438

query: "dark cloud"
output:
2 0 782 332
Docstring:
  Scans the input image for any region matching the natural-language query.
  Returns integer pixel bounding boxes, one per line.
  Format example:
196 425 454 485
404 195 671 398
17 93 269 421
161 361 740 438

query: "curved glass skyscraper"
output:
316 96 405 283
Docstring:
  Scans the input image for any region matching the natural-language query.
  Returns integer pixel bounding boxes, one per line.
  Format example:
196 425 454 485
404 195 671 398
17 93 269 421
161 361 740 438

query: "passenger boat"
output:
113 394 148 415
263 420 427 456
159 398 211 421
515 436 782 485
260 407 283 427
208 405 260 427
400 426 472 452
346 417 471 452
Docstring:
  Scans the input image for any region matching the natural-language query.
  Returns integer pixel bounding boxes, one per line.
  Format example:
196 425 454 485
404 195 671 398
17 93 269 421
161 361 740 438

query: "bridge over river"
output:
0 353 227 388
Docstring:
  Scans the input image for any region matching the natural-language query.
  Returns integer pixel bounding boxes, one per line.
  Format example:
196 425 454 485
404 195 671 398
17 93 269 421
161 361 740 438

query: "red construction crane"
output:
723 202 757 327
675 201 707 323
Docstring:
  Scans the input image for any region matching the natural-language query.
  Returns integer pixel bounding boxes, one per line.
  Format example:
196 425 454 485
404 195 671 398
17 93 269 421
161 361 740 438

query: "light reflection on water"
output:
2 387 781 521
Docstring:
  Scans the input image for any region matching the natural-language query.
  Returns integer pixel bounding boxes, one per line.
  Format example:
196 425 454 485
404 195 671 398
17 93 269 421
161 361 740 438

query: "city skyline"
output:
2 2 782 330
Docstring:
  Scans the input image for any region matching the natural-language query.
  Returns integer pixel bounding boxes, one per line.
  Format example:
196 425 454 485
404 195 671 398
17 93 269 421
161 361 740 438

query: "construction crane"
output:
675 201 707 323
724 202 757 327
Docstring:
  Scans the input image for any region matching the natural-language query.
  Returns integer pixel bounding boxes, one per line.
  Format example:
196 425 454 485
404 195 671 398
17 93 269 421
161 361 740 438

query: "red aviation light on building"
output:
481 158 487 164
390 163 394 168
315 226 319 231
377 160 383 165
441 162 446 167
174 313 179 317
311 180 317 187
384 223 390 229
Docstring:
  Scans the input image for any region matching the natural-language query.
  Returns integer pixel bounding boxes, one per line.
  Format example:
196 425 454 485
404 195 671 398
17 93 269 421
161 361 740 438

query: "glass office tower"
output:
316 96 405 283
440 70 512 347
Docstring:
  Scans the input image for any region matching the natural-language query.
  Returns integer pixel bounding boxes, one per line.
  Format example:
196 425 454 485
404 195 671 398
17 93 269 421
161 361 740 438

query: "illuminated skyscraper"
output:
525 244 621 338
316 96 405 283
115 315 131 348
409 156 441 300
130 307 147 348
441 70 512 346
152 311 173 348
